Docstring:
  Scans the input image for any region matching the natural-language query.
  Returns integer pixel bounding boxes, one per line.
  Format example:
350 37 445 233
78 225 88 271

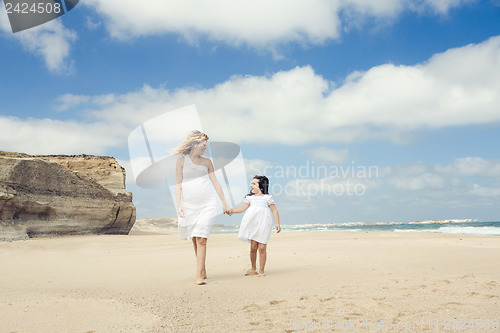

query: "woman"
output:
173 130 231 285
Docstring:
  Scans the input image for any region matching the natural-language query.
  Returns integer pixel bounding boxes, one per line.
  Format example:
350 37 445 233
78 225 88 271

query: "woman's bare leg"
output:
195 237 207 284
192 238 206 279
192 238 197 255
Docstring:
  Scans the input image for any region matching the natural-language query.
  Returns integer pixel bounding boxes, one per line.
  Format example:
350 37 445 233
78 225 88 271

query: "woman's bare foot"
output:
196 279 206 285
245 269 258 276
258 271 265 277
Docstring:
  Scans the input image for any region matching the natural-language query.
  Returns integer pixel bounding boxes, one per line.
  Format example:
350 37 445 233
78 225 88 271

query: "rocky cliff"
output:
0 152 136 241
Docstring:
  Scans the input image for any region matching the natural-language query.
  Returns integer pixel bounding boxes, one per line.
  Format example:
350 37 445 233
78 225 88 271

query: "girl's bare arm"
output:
269 204 281 233
229 203 250 215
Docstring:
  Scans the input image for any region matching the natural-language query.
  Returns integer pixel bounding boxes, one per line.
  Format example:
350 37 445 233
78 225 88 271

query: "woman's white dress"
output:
238 194 275 244
178 155 217 240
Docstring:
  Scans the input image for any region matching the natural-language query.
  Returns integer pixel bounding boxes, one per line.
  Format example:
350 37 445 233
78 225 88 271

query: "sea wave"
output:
395 226 500 236
433 226 500 236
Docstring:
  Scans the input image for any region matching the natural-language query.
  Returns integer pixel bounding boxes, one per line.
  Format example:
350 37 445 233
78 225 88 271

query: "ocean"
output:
210 221 500 236
133 219 500 236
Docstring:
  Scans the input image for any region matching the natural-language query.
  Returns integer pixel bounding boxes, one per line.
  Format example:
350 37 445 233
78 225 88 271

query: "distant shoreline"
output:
133 217 480 228
132 218 500 237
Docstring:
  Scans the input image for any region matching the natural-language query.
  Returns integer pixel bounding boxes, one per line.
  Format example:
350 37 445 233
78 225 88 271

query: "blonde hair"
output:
172 130 209 155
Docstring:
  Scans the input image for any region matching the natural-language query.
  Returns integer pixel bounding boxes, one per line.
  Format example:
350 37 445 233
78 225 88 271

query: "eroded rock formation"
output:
0 152 136 241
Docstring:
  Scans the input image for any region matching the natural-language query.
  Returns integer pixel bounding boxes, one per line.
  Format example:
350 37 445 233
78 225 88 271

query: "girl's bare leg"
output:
250 240 258 271
195 237 207 285
258 243 267 276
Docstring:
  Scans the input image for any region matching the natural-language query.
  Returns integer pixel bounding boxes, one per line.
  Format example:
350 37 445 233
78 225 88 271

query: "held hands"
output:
223 203 233 216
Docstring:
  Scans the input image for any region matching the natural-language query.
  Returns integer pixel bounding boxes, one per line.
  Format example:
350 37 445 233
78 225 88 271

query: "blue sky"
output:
1 0 499 224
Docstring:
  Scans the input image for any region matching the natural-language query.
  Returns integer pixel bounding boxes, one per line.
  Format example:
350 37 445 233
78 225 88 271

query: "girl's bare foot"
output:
245 269 258 276
196 279 206 285
258 271 265 277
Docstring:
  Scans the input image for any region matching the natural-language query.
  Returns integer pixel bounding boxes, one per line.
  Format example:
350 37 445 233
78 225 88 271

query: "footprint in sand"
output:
320 297 335 302
243 304 263 312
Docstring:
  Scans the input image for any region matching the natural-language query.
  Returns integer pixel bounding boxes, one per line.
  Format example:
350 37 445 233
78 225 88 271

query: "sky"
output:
1 0 499 225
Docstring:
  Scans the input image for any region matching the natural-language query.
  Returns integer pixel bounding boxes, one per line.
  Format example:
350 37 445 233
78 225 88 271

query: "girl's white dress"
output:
238 194 275 244
178 155 217 240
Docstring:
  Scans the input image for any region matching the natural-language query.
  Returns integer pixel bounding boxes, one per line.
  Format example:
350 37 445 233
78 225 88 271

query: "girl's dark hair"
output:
247 175 269 196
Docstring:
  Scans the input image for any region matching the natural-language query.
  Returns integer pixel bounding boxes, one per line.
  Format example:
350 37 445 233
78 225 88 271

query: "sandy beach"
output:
1 231 499 332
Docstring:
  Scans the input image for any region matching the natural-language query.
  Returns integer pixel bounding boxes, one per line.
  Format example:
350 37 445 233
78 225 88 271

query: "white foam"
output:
395 226 500 236
434 226 500 236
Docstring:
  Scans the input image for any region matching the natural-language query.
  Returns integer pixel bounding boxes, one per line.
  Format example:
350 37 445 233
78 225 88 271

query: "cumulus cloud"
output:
410 0 477 14
83 0 474 47
93 35 500 146
0 0 478 74
469 184 500 197
387 172 445 190
435 157 500 178
54 94 91 111
0 6 77 73
83 0 341 47
0 116 126 155
1 35 499 155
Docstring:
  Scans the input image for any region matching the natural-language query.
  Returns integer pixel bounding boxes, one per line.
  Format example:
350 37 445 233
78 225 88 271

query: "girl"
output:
228 175 281 277
174 130 231 285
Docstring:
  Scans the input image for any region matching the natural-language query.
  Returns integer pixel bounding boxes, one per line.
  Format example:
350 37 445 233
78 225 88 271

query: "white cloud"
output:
92 35 499 146
0 0 478 74
326 37 500 131
301 147 349 164
83 0 342 47
435 157 500 178
83 0 475 47
55 94 91 111
376 162 445 191
341 0 403 17
387 172 445 190
411 0 477 14
85 16 102 30
0 6 77 73
469 184 500 197
0 116 126 155
1 36 499 155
